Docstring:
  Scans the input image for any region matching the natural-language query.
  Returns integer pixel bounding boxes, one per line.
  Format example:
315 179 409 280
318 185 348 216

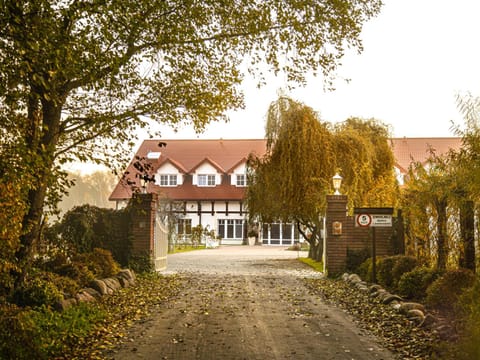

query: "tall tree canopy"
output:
0 0 383 280
247 97 397 260
248 97 335 259
333 117 398 208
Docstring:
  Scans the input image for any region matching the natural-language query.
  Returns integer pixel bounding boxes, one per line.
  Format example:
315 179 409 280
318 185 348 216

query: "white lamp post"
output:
332 173 342 195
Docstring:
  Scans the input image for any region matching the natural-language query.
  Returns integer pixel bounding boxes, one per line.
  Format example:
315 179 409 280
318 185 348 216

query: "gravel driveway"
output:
110 246 394 360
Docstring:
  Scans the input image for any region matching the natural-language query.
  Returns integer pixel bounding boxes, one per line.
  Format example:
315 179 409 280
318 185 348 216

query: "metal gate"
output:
153 212 169 271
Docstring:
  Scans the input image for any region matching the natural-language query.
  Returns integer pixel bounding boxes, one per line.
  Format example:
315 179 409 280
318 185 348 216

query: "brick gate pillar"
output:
131 193 158 256
325 195 348 276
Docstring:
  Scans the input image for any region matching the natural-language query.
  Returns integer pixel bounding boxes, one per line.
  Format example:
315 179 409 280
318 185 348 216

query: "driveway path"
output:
110 246 394 360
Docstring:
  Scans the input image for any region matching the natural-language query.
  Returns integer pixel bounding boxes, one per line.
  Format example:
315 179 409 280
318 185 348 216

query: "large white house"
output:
110 137 462 245
109 139 292 245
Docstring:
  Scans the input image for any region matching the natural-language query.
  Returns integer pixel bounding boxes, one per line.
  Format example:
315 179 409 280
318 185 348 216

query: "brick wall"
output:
130 193 158 256
325 195 398 276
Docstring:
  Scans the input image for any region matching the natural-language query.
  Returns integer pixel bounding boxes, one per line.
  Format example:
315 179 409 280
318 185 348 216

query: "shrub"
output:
426 269 476 314
13 272 64 308
75 248 120 279
0 304 41 359
346 248 370 273
356 257 381 282
0 302 106 359
55 261 95 287
376 255 418 290
397 267 444 300
128 252 154 274
376 256 397 288
391 255 418 287
453 277 480 359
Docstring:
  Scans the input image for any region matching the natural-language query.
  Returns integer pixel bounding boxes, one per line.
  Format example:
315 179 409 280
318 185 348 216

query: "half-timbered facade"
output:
110 137 462 246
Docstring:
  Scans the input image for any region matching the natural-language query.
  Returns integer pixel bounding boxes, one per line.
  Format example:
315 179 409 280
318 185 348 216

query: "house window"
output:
218 219 244 239
198 174 216 186
176 219 192 242
236 174 246 186
159 174 177 186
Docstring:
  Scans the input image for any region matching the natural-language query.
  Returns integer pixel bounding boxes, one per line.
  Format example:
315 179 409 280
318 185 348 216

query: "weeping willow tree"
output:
247 97 398 260
247 97 335 260
333 118 398 209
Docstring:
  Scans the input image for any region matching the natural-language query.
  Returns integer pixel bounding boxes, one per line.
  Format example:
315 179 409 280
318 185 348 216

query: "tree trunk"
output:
459 200 475 272
15 100 62 286
435 198 448 270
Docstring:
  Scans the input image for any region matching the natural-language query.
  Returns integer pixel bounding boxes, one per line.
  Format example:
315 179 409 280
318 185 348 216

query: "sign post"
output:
354 208 393 283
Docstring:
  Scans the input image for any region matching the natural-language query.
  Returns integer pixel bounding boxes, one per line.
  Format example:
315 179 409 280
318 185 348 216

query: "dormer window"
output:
236 174 246 187
198 174 216 186
159 174 177 186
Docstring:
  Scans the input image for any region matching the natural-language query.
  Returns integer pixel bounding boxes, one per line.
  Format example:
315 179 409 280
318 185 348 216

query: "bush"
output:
0 302 106 359
75 248 120 279
55 261 95 287
391 255 418 287
13 272 64 308
376 255 418 290
397 267 444 300
346 248 370 273
128 252 154 274
376 256 397 288
426 269 476 314
453 277 480 359
0 304 40 359
357 257 377 282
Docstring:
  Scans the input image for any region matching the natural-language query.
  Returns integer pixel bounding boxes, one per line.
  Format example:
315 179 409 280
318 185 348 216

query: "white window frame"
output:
218 219 244 239
236 174 246 187
198 174 216 187
159 174 177 186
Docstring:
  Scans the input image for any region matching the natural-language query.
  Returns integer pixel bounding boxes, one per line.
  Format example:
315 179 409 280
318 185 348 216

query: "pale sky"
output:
152 0 480 140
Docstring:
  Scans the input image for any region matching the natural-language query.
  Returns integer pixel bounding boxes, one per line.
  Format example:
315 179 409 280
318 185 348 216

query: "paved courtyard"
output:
110 246 394 360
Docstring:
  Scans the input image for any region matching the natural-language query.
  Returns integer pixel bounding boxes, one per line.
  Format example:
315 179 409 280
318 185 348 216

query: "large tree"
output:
0 0 383 281
247 97 397 261
247 97 335 259
333 117 398 208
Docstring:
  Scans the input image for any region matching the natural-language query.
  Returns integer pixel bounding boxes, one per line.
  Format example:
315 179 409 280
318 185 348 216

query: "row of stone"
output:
342 273 435 328
55 269 136 311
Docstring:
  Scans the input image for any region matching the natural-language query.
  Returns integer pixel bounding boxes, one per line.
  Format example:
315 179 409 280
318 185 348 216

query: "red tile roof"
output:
110 137 463 202
109 139 267 201
390 137 462 173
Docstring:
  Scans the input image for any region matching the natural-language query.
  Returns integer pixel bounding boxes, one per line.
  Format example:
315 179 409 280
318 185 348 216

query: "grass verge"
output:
298 257 324 272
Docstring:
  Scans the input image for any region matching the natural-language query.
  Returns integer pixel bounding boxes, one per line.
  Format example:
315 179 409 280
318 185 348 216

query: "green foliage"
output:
376 256 397 288
0 0 382 286
333 118 398 208
356 257 374 281
397 267 444 300
74 248 120 279
376 255 417 290
0 304 40 359
248 97 398 263
13 272 64 308
426 269 476 314
346 248 370 273
453 277 480 360
391 255 418 287
54 261 95 288
0 302 106 359
298 257 324 272
55 204 132 266
128 253 154 274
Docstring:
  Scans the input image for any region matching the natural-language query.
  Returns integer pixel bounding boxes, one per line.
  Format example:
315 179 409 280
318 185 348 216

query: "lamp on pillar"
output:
332 173 342 195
